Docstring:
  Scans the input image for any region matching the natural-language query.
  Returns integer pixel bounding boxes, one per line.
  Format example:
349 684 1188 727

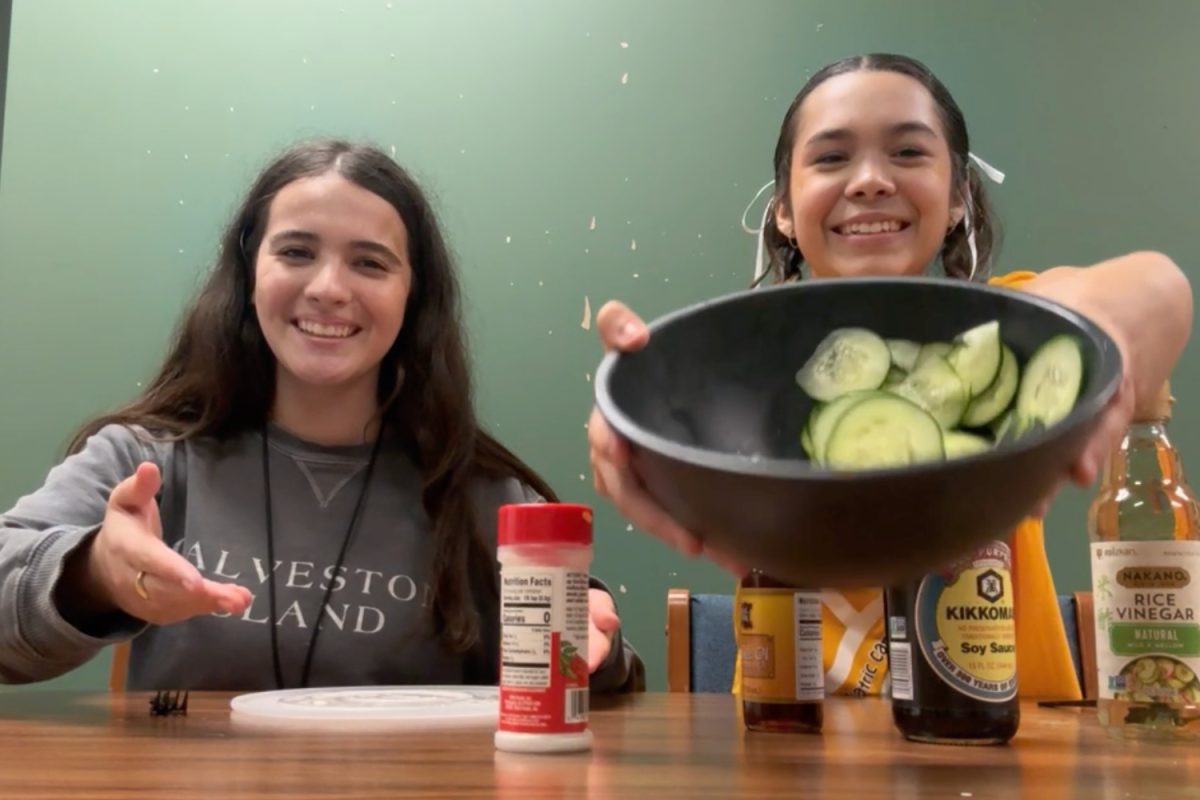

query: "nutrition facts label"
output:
500 566 588 688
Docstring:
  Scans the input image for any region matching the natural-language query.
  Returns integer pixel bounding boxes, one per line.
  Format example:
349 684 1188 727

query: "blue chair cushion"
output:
688 593 737 693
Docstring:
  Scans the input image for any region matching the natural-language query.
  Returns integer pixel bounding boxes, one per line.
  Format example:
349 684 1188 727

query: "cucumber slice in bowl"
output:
943 430 993 459
961 345 1019 427
914 341 953 369
796 328 891 402
1016 335 1084 430
889 355 969 429
808 390 882 462
883 365 908 388
824 394 945 470
886 338 921 372
947 320 1002 397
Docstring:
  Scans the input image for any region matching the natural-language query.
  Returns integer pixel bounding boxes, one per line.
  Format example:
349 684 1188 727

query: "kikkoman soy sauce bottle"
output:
885 541 1019 745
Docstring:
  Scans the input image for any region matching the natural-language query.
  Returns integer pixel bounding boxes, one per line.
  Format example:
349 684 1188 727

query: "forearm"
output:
1026 252 1192 414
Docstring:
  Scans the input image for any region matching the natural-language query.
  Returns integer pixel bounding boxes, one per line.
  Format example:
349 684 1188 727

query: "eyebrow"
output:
805 121 939 146
268 229 403 265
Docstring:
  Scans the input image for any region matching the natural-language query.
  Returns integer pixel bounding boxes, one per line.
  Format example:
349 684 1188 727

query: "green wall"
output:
1 0 1197 692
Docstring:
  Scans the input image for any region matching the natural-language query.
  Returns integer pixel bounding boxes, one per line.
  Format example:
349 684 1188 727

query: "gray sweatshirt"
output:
0 424 643 692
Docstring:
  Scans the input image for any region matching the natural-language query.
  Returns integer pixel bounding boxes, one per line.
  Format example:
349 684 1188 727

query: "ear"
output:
773 197 795 239
948 197 966 232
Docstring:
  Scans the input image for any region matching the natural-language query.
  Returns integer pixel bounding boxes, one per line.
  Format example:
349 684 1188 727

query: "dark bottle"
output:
884 541 1019 745
737 570 824 733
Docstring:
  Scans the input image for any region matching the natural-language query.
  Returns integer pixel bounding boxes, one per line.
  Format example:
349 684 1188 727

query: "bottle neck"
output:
1103 417 1182 486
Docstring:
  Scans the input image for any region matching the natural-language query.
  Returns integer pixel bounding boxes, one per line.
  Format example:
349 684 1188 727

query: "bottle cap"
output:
1134 380 1174 422
498 503 593 546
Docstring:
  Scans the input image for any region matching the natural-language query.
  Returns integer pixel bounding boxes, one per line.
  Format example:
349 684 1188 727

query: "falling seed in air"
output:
585 373 592 382
311 105 316 110
178 199 185 205
584 248 590 254
620 41 629 49
619 585 627 594
505 235 512 244
390 145 396 157
391 99 397 105
631 239 637 251
669 571 678 578
633 272 640 279
387 1 393 6
303 57 308 64
509 281 515 287
538 280 544 287
460 148 466 154
136 382 143 388
152 68 159 74
178 248 185 254
458 93 464 99
146 149 152 155
390 52 396 59
548 330 553 335
816 22 824 31
184 105 190 111
183 153 189 160
229 106 235 112
697 233 703 239
589 215 596 231
581 296 592 330
579 474 586 481
621 72 628 85
624 176 630 183
664 277 670 283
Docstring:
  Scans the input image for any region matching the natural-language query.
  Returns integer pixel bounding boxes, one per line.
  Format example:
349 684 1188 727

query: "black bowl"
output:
594 277 1122 587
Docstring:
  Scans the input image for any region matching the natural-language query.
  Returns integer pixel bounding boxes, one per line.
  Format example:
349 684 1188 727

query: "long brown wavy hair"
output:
759 53 1001 285
69 138 558 653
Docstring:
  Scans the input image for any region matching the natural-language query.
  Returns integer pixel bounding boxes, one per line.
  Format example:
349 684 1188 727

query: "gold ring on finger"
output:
134 570 150 601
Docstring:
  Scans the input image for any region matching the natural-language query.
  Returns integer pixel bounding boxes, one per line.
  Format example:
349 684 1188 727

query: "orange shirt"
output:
731 270 1083 700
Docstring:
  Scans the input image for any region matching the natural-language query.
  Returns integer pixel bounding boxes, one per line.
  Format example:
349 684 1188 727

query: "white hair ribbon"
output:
963 152 1005 280
740 179 776 287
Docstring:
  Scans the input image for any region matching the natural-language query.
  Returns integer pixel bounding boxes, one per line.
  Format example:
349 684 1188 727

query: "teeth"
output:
297 320 356 338
841 220 903 235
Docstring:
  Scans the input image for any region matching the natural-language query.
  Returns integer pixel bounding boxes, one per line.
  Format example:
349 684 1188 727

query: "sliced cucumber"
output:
824 395 944 469
947 320 1002 397
961 345 1019 427
886 338 921 372
884 365 908 388
943 430 992 459
808 390 880 462
1015 335 1084 430
914 341 953 369
795 319 1086 465
796 328 891 402
889 355 969 429
990 409 1015 440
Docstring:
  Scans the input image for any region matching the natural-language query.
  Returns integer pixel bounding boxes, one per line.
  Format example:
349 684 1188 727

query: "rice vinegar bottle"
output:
1088 381 1200 741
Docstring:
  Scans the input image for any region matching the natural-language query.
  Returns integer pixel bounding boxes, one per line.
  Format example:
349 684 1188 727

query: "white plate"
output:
229 685 498 731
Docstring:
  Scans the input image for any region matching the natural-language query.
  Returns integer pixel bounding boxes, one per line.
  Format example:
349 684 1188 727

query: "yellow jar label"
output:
737 588 823 702
914 542 1017 702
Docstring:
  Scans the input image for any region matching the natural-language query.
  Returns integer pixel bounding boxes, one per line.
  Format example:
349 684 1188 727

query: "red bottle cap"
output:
498 503 593 547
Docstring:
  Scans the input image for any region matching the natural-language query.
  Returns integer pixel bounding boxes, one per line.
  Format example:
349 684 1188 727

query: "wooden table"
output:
0 692 1194 798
